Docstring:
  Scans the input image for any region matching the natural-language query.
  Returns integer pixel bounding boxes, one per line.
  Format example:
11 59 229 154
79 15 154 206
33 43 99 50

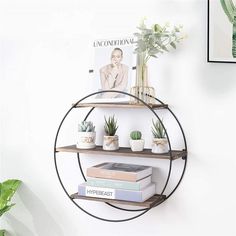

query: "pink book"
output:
87 162 152 182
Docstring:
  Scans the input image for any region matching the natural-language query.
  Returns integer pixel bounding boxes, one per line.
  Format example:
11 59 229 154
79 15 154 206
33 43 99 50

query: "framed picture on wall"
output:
208 0 236 63
89 36 135 102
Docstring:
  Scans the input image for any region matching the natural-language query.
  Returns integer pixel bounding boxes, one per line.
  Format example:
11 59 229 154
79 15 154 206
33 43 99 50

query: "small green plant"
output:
130 131 142 140
78 121 95 132
151 119 166 139
0 179 21 235
104 115 118 136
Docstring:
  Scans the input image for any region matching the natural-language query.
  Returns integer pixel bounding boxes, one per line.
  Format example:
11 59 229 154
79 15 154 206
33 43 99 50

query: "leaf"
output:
161 45 169 52
170 42 176 49
0 204 15 217
149 48 161 55
0 179 21 218
174 26 180 32
0 229 6 236
153 24 162 32
0 180 21 204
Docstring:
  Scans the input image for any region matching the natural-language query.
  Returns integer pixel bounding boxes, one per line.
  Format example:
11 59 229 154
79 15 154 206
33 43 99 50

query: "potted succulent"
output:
151 119 169 153
129 131 145 152
0 179 21 236
77 121 96 149
103 115 119 151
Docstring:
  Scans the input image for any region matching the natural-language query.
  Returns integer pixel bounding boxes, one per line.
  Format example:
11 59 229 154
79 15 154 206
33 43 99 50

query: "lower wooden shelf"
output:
70 193 166 208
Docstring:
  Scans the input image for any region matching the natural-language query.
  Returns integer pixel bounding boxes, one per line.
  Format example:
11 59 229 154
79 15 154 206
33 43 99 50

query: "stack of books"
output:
77 162 156 202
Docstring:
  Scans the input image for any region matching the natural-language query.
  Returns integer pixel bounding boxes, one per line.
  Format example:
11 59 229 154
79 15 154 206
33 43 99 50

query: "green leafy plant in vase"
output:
103 115 119 151
0 179 21 236
131 18 185 104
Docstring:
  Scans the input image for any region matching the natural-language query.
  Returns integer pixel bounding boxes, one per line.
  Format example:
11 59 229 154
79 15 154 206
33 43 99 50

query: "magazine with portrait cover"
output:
89 36 135 103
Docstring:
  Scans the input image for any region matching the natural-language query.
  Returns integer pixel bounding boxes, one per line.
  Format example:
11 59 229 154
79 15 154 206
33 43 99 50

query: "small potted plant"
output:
77 121 96 149
151 119 169 153
129 130 145 152
103 115 119 151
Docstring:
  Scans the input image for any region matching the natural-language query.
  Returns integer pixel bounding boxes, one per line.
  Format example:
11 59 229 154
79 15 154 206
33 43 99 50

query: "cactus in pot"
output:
103 115 119 150
151 119 169 153
77 121 96 149
130 131 142 140
130 131 145 152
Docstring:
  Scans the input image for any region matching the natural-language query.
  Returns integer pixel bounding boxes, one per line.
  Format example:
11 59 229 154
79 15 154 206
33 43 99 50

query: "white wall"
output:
1 0 236 235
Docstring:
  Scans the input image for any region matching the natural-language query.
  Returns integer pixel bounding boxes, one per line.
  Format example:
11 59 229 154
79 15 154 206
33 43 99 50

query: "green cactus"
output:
104 115 118 136
151 119 166 139
130 131 142 140
220 0 236 57
78 121 95 132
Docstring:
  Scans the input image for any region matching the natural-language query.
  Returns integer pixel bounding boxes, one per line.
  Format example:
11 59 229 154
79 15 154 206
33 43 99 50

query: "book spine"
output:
79 185 116 199
86 179 141 190
87 168 137 181
78 184 149 202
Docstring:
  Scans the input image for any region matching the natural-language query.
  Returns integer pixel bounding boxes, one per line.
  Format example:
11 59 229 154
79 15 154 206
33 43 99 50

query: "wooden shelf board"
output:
56 145 187 160
71 193 166 208
75 102 168 109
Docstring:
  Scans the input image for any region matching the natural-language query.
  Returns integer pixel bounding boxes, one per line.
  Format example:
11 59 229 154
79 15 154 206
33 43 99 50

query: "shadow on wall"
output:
5 215 35 236
6 184 64 236
200 63 236 97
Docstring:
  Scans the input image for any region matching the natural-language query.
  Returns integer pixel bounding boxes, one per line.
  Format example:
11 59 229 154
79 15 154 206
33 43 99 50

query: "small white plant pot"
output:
76 132 96 149
129 139 145 152
151 138 169 154
103 135 119 151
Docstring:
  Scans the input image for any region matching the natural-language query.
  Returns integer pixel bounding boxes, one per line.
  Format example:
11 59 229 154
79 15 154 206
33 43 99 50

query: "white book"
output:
78 182 156 202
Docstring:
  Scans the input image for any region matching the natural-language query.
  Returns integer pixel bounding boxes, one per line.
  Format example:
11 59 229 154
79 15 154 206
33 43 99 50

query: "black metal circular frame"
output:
54 90 188 222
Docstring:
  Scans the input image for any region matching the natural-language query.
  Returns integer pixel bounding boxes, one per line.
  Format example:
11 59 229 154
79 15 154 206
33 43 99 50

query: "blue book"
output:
78 182 156 202
86 176 151 191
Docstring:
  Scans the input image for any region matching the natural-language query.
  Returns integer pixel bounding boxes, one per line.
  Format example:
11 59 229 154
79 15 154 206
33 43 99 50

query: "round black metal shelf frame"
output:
54 90 188 222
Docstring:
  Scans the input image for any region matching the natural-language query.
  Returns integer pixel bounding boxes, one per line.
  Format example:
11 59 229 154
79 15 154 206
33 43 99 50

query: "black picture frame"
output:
207 0 236 63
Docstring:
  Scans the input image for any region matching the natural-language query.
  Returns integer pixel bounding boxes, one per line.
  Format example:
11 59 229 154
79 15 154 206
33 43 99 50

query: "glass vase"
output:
130 53 155 104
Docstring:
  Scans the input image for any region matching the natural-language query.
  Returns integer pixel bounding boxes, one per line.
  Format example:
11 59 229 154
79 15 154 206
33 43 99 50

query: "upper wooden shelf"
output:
56 145 187 160
71 193 166 208
74 102 168 109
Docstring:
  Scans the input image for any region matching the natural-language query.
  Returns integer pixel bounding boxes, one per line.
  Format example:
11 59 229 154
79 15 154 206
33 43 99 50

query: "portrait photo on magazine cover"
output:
92 37 135 101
